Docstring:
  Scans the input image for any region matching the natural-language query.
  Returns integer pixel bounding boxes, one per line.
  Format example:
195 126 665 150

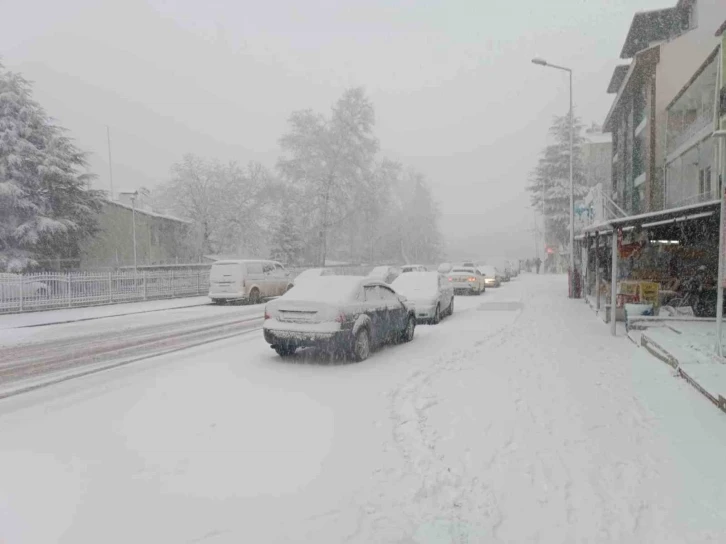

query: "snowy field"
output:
1 275 726 543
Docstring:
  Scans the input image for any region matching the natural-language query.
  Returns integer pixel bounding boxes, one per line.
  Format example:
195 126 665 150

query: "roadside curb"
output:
640 332 726 415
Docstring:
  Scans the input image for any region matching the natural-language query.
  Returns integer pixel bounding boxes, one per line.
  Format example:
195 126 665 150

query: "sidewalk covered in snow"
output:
627 317 726 412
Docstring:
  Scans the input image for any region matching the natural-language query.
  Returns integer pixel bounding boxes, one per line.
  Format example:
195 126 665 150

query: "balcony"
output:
666 54 717 156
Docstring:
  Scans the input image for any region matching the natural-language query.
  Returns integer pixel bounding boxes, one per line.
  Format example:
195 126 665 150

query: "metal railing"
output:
0 270 211 314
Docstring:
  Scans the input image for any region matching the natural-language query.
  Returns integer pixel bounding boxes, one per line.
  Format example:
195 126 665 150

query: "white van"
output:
209 260 293 304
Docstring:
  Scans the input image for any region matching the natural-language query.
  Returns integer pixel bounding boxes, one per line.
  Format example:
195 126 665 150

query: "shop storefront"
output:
579 199 721 330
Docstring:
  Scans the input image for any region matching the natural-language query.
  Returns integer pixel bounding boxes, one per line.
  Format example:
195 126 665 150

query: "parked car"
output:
392 271 454 324
367 265 401 284
0 273 49 300
447 267 485 295
208 259 293 304
477 265 500 288
263 276 416 360
401 264 428 273
293 267 335 286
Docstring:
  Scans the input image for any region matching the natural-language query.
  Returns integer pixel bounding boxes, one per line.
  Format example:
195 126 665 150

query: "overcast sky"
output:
0 0 671 260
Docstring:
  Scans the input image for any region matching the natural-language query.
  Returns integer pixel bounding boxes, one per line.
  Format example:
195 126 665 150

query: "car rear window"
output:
451 268 474 273
285 277 362 303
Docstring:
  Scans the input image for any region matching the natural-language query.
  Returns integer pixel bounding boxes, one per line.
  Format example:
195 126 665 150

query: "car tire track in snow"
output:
0 317 264 400
352 289 527 542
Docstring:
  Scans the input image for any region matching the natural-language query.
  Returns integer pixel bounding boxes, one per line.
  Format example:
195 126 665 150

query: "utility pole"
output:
130 191 138 274
106 125 115 200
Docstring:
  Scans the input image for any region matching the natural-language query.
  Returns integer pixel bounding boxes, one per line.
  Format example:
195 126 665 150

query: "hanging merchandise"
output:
618 229 645 259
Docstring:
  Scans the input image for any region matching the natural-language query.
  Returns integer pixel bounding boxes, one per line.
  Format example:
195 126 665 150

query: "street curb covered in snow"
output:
640 333 726 415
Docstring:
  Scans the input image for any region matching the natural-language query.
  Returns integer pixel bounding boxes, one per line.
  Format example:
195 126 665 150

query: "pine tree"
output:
527 114 588 250
269 210 304 266
0 62 102 271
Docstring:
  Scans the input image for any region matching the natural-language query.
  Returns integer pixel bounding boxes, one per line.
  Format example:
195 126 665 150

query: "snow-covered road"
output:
1 275 726 543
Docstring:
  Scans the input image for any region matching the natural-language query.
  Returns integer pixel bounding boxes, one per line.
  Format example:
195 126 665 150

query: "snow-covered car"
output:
0 273 49 300
437 262 452 274
447 267 485 295
392 271 454 324
367 265 401 284
263 276 416 361
400 264 428 273
477 265 500 288
293 267 335 286
208 260 293 304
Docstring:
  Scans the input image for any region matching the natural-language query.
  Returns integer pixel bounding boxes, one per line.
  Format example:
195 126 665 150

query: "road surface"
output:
1 275 725 543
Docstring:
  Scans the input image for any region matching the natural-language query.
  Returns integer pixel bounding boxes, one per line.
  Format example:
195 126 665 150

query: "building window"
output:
699 166 712 201
666 53 716 156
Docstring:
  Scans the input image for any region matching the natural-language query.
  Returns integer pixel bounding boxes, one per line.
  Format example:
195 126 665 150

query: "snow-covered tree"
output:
278 87 379 266
269 208 305 265
156 154 276 258
527 114 588 250
0 62 102 271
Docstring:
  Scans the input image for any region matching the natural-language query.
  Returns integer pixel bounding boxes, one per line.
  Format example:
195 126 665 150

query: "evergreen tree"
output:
527 114 588 250
0 62 102 271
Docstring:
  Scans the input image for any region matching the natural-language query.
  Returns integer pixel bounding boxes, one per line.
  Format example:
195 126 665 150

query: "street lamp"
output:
532 57 575 297
130 190 138 274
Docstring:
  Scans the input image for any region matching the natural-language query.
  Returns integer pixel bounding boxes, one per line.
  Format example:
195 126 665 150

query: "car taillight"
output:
447 277 452 281
335 313 346 323
264 310 271 320
467 277 476 282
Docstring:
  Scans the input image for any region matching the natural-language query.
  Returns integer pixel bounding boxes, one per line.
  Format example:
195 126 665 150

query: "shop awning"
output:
580 199 720 236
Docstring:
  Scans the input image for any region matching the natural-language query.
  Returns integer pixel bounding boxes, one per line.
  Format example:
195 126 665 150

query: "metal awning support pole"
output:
716 135 726 356
595 234 601 312
713 42 724 357
611 229 618 336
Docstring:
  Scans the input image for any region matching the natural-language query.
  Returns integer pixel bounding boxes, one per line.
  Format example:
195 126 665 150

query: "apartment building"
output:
604 0 725 214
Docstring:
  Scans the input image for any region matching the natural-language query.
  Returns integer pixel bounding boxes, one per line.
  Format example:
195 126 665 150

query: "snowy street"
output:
2 274 726 543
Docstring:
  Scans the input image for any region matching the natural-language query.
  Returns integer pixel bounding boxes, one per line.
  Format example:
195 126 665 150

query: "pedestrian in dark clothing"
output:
535 257 542 274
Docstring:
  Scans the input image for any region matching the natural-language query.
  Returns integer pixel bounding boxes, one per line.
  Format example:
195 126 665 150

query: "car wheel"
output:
351 328 371 361
401 316 415 343
432 304 441 325
248 288 261 305
274 345 296 357
447 297 454 316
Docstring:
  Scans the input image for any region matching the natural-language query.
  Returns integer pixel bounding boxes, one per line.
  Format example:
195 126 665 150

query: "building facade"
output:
604 0 726 215
80 192 195 269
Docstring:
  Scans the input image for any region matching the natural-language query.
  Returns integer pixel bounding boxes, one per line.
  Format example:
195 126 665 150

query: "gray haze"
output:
1 0 670 260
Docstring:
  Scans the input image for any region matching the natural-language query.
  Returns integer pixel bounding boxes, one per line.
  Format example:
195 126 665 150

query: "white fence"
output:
0 270 211 314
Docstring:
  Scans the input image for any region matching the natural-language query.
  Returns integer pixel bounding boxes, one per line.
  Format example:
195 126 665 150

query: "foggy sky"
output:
1 0 671 260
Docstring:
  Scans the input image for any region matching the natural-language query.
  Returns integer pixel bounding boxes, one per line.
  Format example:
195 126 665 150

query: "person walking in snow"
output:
535 257 542 274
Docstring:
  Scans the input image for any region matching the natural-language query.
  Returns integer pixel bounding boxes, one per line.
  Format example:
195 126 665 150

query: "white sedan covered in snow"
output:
391 271 454 324
293 267 335 286
264 276 416 360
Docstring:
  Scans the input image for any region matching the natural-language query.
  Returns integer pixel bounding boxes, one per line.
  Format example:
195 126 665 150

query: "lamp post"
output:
130 191 138 274
532 57 575 297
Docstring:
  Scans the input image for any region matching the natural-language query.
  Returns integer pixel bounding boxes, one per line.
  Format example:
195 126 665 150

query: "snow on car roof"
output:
391 271 438 293
283 276 365 302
